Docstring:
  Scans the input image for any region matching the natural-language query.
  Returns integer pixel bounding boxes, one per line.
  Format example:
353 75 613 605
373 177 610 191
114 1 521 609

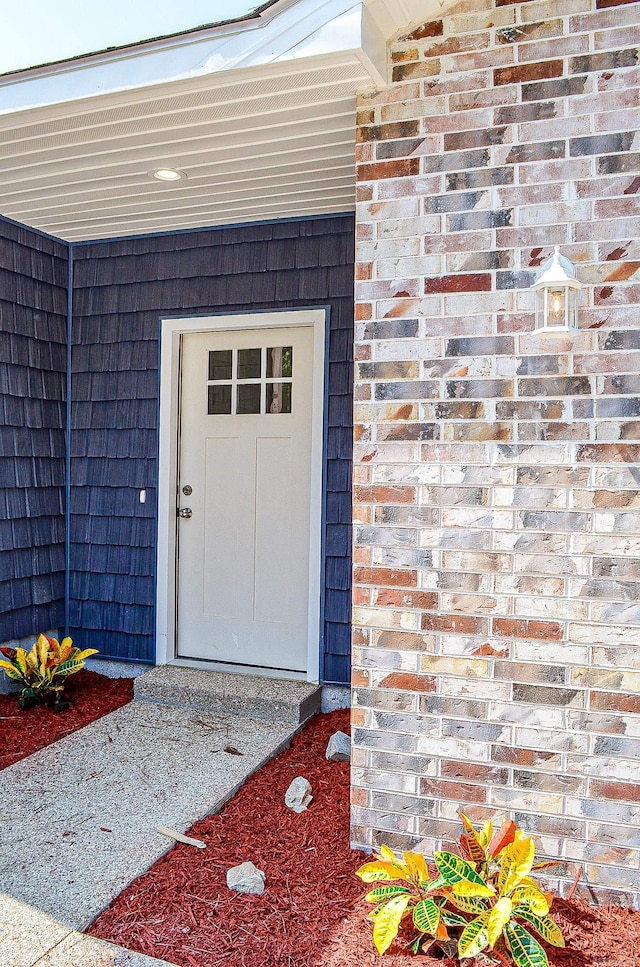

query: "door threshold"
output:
169 657 310 683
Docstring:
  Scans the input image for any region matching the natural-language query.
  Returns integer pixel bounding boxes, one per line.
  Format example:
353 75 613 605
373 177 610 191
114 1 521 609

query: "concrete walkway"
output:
0 893 173 967
0 667 320 966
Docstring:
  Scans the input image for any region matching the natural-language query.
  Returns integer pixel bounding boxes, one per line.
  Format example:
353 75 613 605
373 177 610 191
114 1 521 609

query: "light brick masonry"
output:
351 0 640 906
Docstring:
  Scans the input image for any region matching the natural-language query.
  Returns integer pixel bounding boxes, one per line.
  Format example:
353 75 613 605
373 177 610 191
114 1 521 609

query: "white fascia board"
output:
0 0 384 116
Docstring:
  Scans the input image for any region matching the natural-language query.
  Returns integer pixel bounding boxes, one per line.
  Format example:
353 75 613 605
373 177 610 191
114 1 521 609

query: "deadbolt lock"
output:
182 484 193 496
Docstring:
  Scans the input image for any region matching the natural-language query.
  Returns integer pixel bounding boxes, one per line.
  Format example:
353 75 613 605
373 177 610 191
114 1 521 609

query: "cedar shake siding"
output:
352 0 640 906
0 220 67 642
70 215 355 679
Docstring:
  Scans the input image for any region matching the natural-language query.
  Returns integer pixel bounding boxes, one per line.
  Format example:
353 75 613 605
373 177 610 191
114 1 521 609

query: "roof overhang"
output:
0 0 440 241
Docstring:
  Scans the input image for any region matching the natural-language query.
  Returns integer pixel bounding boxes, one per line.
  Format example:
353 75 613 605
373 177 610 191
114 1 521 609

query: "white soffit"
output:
0 0 442 241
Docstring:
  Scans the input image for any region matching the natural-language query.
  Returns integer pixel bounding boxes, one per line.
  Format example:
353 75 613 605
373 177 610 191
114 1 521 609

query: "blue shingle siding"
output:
70 215 354 682
0 220 67 643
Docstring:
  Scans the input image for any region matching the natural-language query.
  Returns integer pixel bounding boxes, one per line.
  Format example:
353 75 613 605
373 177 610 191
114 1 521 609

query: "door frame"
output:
156 307 328 683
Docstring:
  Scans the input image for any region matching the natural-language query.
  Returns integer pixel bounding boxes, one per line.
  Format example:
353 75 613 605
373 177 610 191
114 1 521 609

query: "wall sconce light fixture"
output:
531 246 583 333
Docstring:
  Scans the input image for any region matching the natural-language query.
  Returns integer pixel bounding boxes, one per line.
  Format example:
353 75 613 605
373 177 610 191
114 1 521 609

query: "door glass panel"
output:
208 346 293 416
209 350 232 381
208 384 232 414
267 346 292 378
237 383 262 414
266 383 292 414
238 348 262 380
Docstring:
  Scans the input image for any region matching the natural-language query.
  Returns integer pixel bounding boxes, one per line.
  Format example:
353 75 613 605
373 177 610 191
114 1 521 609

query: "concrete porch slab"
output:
134 664 321 724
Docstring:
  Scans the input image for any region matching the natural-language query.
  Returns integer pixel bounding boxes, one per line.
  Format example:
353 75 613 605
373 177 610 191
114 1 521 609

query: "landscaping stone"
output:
285 776 312 812
325 730 351 762
226 861 266 895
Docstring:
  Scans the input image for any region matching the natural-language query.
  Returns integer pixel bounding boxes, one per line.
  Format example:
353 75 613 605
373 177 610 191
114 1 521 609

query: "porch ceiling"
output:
0 0 438 242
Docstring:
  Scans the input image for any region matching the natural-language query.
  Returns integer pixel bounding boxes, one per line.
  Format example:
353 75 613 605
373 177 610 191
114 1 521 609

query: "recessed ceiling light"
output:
151 168 186 181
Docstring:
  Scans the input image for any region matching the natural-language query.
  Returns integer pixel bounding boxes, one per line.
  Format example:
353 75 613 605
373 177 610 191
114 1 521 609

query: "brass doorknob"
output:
178 507 193 519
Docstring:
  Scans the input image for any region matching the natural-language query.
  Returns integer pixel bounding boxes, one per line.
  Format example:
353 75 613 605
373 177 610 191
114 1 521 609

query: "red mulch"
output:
0 669 133 769
88 707 640 967
2 683 639 967
89 709 364 967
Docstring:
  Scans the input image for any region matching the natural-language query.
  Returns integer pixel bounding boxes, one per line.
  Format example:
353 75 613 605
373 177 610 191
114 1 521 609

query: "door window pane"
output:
207 344 293 416
267 346 292 378
237 383 262 414
209 350 232 381
266 383 291 414
238 348 262 380
208 384 232 414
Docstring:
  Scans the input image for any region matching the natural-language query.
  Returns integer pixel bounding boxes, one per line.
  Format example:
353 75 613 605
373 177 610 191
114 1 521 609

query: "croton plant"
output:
0 633 98 709
357 813 565 967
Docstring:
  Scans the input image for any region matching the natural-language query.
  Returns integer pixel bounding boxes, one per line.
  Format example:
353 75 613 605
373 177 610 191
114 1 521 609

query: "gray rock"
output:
226 861 266 895
285 776 313 812
325 730 351 762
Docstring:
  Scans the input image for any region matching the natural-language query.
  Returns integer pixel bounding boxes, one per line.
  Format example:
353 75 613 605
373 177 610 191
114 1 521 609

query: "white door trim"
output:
156 308 327 683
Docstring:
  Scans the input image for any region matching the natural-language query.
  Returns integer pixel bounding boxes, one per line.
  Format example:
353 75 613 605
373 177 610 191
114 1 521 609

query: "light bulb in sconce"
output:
531 246 583 333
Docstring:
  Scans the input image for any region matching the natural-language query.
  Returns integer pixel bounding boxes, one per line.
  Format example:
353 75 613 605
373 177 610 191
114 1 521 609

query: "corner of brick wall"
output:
351 0 640 908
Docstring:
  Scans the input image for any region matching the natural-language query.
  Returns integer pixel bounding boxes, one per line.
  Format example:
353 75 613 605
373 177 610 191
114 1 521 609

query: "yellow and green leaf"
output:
402 850 429 882
371 846 412 879
35 634 50 673
517 876 545 892
365 884 411 904
371 893 411 955
512 886 550 917
434 852 494 897
357 860 406 883
458 912 490 960
504 920 550 967
55 658 86 677
412 898 440 936
516 911 565 948
378 845 403 866
447 892 490 915
487 896 513 948
499 831 536 895
479 818 494 850
452 878 495 899
0 660 24 681
357 862 398 883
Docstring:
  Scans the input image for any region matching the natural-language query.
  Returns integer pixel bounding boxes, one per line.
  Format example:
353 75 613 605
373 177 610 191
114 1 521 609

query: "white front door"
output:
175 324 314 673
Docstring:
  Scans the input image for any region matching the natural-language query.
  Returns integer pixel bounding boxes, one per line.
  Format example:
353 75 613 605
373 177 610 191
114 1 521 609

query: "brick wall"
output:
351 0 640 906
